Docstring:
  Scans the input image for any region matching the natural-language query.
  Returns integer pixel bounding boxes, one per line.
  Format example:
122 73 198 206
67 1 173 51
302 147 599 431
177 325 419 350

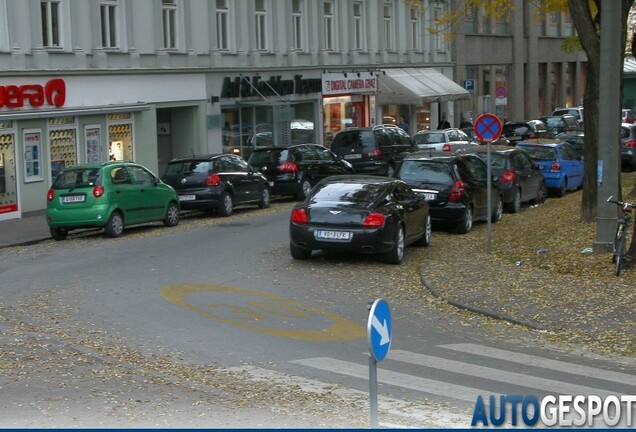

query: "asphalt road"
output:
1 202 635 428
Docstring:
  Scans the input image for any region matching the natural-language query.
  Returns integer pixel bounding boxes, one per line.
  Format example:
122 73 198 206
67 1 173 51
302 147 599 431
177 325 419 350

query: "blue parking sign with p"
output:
463 79 475 93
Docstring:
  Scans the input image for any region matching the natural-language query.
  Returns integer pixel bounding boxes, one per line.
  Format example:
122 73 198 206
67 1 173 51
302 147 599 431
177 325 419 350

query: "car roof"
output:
319 174 399 185
475 146 517 154
61 161 141 170
517 140 560 147
168 154 224 163
251 144 321 152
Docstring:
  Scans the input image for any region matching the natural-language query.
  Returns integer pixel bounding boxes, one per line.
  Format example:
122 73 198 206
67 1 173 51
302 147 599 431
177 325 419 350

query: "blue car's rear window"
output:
518 146 556 161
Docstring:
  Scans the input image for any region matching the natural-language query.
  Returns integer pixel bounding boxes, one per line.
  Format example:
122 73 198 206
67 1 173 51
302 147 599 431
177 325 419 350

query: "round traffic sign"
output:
367 298 392 362
474 113 503 142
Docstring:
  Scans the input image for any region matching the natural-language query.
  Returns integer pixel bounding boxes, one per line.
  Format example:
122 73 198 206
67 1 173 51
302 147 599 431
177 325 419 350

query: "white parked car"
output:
413 128 479 153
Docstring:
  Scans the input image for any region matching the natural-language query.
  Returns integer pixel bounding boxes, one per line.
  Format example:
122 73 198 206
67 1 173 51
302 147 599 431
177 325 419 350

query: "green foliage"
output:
561 35 582 53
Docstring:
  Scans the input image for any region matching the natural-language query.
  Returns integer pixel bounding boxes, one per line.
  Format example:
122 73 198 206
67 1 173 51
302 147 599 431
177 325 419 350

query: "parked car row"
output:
288 134 590 265
44 124 585 255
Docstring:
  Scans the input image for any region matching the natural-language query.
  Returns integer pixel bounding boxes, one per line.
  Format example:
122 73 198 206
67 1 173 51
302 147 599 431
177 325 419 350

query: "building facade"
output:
0 0 585 219
452 0 587 125
0 0 473 218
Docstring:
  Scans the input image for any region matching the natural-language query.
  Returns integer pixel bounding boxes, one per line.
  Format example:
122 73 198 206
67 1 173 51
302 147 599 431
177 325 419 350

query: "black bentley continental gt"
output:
289 175 431 264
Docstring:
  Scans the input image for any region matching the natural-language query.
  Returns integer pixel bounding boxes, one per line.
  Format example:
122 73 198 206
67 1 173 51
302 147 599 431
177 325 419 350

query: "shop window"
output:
108 113 133 161
0 129 17 212
85 125 102 164
49 116 77 179
23 129 43 182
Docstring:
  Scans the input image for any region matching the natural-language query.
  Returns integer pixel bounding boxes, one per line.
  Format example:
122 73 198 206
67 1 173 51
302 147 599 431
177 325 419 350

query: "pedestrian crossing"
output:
228 342 636 428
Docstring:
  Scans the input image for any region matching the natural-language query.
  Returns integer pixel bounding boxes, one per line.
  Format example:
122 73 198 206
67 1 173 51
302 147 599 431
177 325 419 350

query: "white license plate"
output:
61 195 85 204
344 154 362 160
421 193 436 201
314 229 352 241
179 195 196 201
414 190 437 201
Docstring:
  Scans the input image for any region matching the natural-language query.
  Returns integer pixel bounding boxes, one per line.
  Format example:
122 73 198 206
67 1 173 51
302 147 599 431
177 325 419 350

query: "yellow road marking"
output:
160 283 365 341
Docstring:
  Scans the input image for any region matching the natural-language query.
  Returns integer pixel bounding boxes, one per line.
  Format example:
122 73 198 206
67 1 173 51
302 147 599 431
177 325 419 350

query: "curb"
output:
419 265 546 331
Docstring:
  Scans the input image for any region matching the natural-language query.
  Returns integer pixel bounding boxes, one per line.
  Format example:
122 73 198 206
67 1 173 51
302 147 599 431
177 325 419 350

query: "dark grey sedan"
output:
289 175 431 264
161 154 270 216
475 148 547 213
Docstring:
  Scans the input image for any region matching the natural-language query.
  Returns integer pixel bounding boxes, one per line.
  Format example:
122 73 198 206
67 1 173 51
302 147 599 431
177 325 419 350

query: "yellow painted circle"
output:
160 284 365 341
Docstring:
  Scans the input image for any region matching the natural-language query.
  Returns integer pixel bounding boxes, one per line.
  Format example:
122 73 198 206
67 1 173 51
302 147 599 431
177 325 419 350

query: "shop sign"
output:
0 78 66 109
220 74 322 99
322 72 377 96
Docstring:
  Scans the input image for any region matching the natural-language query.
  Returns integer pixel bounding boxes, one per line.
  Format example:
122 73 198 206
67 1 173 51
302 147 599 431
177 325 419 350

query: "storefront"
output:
0 74 207 219
321 72 377 147
207 71 323 159
376 67 470 132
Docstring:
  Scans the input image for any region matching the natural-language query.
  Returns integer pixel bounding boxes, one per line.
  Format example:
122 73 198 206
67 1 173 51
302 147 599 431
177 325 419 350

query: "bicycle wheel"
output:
615 234 626 277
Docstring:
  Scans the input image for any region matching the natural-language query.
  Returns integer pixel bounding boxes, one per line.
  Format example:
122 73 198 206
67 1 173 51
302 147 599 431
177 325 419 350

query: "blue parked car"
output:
515 140 584 197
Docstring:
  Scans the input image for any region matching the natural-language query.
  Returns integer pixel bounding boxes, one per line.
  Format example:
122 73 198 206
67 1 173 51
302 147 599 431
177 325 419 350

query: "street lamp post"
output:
593 1 622 252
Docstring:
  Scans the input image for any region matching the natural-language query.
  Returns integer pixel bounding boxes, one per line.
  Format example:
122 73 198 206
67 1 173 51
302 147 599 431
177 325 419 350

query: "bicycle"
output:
607 195 636 276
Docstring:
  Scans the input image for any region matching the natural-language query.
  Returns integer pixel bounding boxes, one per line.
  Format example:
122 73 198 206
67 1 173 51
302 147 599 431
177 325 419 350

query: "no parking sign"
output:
474 113 503 143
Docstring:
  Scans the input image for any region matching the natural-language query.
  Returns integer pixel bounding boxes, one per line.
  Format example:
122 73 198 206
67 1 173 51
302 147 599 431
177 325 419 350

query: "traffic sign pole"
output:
367 298 392 429
473 114 502 254
369 355 378 428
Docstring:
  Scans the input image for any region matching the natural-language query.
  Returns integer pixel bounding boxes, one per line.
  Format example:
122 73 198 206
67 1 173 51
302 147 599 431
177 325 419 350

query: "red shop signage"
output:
0 78 66 109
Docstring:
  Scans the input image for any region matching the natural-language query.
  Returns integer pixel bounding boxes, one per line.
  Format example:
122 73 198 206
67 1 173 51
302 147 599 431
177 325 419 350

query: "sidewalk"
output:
0 211 51 248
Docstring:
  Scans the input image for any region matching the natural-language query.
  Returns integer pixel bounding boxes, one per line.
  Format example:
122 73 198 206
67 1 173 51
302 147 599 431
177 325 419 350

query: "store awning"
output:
378 68 470 104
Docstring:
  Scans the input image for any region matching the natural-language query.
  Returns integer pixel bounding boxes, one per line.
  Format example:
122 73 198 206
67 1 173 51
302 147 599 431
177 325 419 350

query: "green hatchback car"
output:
46 162 180 240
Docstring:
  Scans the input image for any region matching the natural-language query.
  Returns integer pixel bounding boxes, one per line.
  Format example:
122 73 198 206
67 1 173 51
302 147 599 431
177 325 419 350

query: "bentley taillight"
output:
291 208 308 224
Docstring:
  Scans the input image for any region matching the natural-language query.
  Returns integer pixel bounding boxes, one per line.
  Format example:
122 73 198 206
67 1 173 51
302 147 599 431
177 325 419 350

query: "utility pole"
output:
594 1 622 252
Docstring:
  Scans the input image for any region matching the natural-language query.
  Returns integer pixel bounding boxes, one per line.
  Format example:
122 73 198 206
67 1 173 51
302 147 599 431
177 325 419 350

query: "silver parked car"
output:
413 128 478 153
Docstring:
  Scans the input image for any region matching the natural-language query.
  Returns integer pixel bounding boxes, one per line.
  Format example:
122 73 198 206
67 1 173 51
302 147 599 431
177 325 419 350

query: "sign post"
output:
473 113 503 253
367 298 392 428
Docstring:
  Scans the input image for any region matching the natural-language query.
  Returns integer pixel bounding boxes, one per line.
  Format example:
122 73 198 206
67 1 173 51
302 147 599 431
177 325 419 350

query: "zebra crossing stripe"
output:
290 357 483 403
227 364 471 427
390 350 616 398
440 343 636 386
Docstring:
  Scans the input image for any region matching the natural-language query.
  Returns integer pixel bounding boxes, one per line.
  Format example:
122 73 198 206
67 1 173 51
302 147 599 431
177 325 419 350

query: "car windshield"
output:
518 146 557 161
544 117 562 128
479 153 507 169
248 149 288 165
414 133 445 145
398 160 454 183
311 182 384 203
332 130 375 149
52 168 101 189
503 124 530 135
164 161 211 175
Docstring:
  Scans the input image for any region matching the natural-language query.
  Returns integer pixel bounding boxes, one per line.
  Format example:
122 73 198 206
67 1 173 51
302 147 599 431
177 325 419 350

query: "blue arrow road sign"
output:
367 298 392 362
